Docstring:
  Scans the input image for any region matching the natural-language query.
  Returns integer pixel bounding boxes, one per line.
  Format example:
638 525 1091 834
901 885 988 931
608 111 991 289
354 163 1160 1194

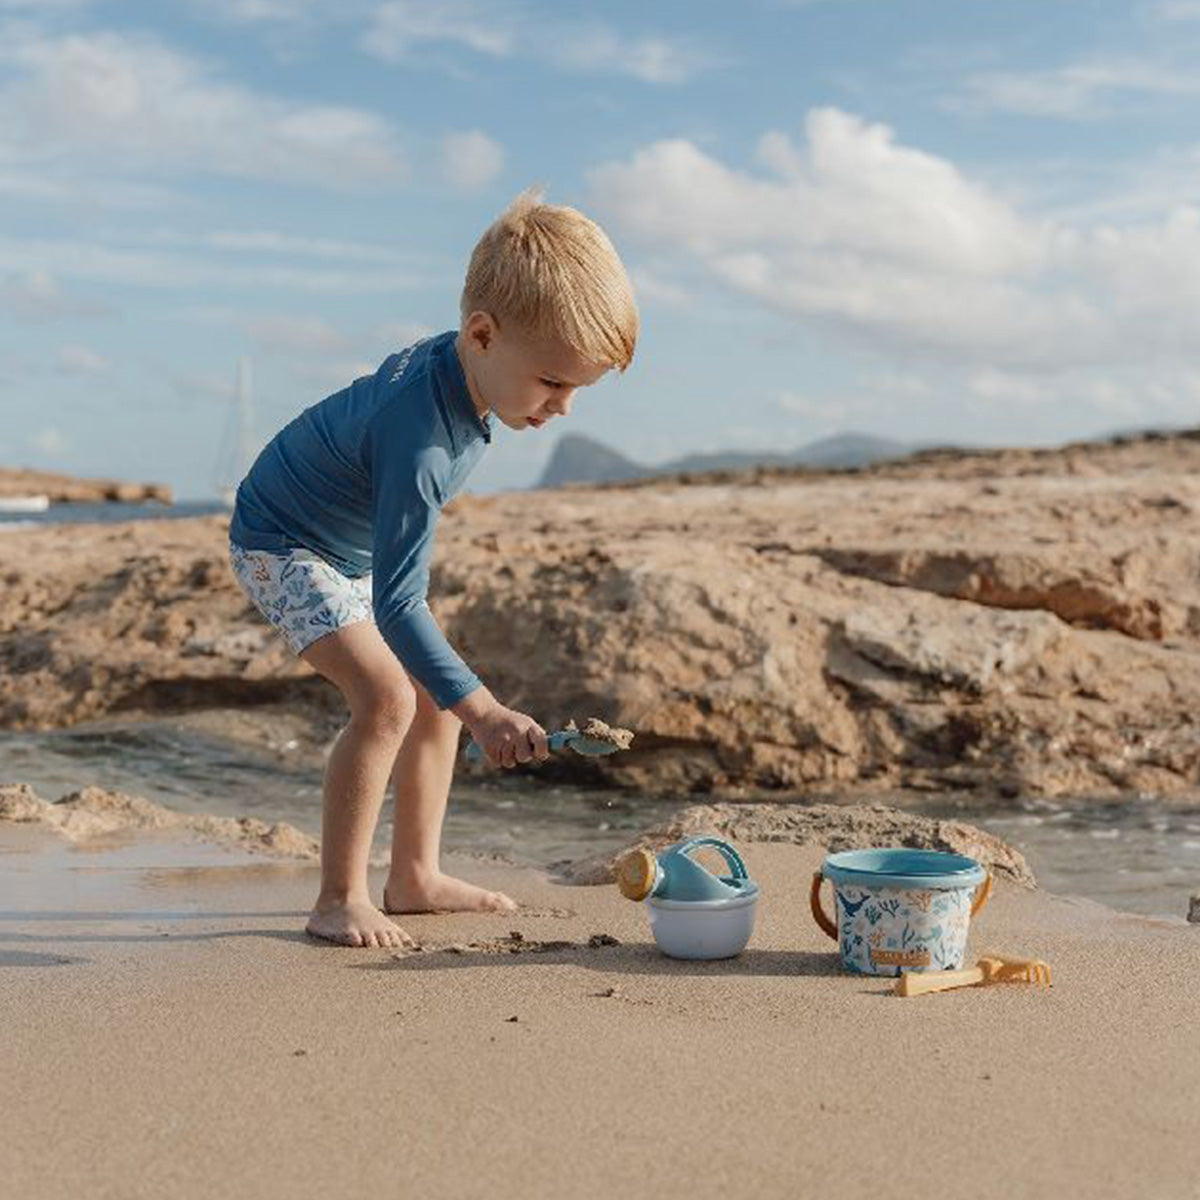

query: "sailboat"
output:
214 357 257 509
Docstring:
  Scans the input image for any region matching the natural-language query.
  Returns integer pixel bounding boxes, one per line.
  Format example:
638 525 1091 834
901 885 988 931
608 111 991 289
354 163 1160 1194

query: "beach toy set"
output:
467 717 1046 988
617 839 1039 987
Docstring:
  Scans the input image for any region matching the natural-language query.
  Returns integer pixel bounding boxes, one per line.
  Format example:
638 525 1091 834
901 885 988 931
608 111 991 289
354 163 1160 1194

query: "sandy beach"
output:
3 823 1198 1200
3 435 1198 1196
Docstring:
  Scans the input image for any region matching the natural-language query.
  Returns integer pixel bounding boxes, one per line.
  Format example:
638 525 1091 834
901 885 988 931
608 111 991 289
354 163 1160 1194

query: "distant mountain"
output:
535 434 649 487
536 432 912 488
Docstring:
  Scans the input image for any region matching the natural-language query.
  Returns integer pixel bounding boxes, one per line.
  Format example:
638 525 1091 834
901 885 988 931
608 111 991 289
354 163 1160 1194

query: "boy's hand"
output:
452 687 549 768
472 707 549 768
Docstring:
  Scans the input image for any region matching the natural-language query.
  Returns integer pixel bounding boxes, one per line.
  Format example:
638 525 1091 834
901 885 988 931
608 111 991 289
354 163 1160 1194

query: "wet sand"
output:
2 826 1198 1200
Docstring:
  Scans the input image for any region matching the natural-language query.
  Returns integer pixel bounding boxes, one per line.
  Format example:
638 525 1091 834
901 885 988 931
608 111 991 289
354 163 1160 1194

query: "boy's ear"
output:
464 310 496 352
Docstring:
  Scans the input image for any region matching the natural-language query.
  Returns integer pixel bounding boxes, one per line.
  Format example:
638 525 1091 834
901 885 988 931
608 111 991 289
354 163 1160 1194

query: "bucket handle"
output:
971 873 993 915
810 870 992 940
677 837 749 881
810 873 839 941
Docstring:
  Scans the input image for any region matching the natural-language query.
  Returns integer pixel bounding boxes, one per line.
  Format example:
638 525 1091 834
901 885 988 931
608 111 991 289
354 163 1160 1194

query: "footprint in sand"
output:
515 905 578 919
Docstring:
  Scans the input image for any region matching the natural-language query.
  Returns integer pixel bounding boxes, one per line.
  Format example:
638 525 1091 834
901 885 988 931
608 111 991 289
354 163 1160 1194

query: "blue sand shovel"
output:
463 728 625 764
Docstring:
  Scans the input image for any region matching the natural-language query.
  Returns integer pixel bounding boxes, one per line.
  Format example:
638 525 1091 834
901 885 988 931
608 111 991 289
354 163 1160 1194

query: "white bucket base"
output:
645 888 759 960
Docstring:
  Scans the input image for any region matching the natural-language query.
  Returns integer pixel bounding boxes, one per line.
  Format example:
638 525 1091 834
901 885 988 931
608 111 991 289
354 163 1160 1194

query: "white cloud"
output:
246 314 349 355
188 0 323 21
376 320 434 347
56 344 108 374
242 313 433 363
965 369 1052 406
593 112 1045 277
777 389 886 429
950 58 1200 119
0 234 419 293
558 26 713 85
1154 1 1200 20
440 130 504 191
586 106 1200 426
166 368 236 407
290 357 378 392
30 426 66 454
365 0 514 58
0 269 108 320
363 1 717 83
0 30 406 187
629 265 695 308
201 230 413 262
0 1 89 9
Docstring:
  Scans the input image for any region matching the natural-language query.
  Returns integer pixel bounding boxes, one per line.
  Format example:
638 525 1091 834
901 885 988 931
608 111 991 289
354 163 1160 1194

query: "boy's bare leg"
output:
298 622 419 948
383 680 517 914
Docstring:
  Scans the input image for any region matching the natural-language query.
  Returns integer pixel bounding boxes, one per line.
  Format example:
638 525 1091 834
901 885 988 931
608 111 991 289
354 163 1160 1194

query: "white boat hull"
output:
0 495 50 513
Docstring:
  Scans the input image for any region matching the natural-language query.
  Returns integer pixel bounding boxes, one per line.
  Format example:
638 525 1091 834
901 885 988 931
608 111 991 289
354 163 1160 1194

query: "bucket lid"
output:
822 848 986 890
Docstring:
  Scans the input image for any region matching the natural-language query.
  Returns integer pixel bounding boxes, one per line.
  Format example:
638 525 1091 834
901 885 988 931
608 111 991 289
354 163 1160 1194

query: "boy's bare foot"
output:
383 872 518 915
305 898 417 948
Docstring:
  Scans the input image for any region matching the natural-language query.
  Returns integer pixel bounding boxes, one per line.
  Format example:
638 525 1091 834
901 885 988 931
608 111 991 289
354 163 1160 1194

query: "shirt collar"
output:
433 330 492 445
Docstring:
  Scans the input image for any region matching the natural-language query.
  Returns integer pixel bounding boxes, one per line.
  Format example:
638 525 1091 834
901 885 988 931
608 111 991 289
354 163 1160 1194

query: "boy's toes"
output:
305 901 414 949
486 890 519 913
383 874 519 915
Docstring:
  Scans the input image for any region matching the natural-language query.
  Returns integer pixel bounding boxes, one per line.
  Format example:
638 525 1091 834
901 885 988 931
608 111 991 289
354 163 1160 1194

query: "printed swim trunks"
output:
228 541 373 655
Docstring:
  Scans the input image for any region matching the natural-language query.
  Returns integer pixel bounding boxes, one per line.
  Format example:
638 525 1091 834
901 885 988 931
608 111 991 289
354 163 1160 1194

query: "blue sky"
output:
2 0 1199 499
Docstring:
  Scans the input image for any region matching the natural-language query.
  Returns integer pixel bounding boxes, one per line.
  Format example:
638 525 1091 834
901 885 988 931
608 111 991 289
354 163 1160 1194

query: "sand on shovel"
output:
563 718 635 750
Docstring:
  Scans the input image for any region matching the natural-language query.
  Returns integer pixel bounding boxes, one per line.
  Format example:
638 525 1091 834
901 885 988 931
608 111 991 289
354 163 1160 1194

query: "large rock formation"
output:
0 466 172 504
1 429 1197 803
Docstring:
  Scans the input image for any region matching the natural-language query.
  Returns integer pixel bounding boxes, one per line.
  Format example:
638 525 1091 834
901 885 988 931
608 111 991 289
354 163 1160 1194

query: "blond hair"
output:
461 189 638 371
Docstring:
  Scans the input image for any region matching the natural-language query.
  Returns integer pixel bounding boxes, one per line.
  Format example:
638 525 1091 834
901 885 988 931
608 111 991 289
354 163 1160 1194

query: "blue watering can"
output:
616 836 753 903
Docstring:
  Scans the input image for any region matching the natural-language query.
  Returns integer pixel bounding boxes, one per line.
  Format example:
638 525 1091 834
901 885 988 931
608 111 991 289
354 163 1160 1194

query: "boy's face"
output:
458 315 609 432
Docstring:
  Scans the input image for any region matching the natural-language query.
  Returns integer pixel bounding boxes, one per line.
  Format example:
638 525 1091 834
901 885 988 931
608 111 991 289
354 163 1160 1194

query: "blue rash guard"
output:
229 331 491 709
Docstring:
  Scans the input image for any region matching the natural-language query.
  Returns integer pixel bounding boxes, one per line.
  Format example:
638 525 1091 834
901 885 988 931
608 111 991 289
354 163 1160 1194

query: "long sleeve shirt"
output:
229 331 491 708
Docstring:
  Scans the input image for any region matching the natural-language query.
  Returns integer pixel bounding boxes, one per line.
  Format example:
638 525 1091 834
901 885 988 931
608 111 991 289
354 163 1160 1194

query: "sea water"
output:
0 500 226 530
1 720 1196 920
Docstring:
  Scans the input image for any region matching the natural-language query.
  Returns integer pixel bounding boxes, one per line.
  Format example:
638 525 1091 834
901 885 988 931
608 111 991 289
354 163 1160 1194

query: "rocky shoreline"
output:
0 466 172 504
1 429 1197 804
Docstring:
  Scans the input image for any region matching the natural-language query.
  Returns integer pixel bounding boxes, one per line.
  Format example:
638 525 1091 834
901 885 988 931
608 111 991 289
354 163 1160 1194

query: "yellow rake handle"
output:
896 965 988 997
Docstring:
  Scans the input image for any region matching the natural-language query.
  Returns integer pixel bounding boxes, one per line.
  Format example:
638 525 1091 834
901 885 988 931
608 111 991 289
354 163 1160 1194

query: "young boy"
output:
228 191 638 948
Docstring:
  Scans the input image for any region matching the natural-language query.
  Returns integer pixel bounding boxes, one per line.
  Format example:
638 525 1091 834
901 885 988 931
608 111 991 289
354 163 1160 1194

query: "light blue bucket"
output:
810 849 993 977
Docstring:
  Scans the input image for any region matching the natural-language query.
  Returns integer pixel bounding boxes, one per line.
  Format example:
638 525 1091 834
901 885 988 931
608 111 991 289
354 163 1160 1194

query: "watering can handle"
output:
677 837 748 880
810 873 839 941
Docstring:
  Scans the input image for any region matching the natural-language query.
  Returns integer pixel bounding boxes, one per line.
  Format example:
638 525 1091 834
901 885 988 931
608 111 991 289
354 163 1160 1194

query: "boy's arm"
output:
368 413 548 763
370 457 481 710
371 498 547 761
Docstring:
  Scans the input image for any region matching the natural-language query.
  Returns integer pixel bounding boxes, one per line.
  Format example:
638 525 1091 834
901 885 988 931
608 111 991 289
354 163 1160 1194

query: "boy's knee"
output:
355 674 417 739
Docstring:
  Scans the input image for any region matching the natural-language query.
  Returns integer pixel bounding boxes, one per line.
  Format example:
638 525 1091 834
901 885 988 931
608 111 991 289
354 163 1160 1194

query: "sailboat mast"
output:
237 357 254 473
216 356 255 507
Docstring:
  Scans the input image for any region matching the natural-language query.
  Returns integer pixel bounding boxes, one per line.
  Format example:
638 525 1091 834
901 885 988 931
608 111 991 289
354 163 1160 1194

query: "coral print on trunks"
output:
228 541 373 655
